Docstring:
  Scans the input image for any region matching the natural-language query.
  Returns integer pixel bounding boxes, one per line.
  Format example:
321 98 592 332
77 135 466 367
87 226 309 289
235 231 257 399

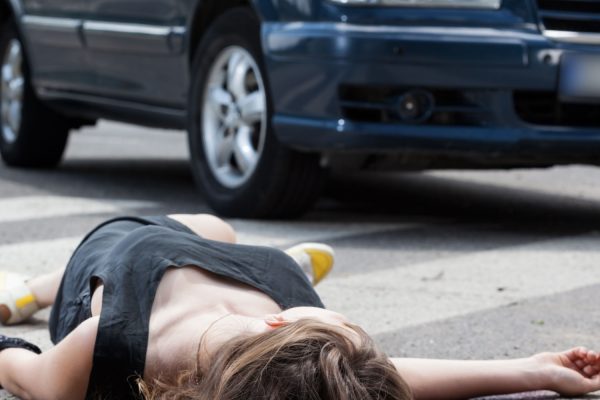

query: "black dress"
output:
48 216 324 399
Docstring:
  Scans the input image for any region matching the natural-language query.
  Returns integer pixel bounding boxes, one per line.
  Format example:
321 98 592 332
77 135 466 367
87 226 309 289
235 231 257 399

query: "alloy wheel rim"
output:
202 46 267 189
1 39 24 144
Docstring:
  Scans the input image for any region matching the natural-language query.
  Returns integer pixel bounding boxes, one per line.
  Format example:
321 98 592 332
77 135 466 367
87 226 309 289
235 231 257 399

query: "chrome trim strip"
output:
83 21 186 54
22 16 187 53
328 0 501 9
545 30 600 45
83 21 173 37
22 15 81 30
21 15 83 48
23 17 186 39
171 26 186 35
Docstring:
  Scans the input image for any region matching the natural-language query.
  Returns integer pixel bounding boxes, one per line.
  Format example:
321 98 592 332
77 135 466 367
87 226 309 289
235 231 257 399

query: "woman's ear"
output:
264 314 287 328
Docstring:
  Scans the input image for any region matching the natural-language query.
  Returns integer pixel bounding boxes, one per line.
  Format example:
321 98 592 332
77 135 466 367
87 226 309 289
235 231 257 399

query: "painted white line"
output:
318 232 600 336
0 196 157 223
0 237 81 276
232 220 410 247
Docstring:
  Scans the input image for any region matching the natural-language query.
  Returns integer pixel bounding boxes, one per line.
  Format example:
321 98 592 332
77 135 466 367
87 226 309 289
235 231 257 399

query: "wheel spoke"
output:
208 86 232 120
2 64 12 83
9 77 23 100
213 64 227 88
215 126 234 167
9 101 20 132
226 52 249 101
238 90 265 125
8 43 21 76
233 126 257 174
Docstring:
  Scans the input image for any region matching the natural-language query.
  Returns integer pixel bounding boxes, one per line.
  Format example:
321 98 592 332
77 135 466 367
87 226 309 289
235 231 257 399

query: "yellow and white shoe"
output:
0 272 39 325
285 243 335 286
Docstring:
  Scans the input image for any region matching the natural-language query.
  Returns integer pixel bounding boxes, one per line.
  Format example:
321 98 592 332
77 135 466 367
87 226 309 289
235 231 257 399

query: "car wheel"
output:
188 7 324 219
0 21 70 168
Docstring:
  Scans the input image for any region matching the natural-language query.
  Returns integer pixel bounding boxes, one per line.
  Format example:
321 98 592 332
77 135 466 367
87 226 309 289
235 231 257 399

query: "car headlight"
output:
328 0 501 9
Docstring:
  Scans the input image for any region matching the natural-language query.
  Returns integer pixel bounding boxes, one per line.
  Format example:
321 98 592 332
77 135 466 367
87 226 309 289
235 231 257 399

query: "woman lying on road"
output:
0 214 599 400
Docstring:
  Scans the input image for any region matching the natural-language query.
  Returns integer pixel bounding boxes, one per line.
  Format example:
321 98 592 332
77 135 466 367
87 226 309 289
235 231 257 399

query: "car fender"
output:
186 0 270 64
185 0 319 65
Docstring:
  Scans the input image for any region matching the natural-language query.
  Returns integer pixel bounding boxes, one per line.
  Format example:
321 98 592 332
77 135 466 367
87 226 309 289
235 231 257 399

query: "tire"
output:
187 8 324 219
0 21 70 168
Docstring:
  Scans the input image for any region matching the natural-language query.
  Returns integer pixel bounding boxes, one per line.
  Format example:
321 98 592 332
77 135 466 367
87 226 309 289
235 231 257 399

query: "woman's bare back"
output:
90 265 283 381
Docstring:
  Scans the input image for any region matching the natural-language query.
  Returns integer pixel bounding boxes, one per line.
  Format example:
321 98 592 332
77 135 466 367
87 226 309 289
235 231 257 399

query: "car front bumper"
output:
262 22 600 161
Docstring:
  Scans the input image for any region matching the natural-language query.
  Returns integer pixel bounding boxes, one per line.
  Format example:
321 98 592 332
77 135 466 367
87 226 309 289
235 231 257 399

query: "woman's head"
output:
141 316 412 400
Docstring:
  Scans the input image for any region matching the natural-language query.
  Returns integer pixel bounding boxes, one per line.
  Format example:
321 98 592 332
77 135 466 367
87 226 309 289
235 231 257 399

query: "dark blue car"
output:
0 0 598 217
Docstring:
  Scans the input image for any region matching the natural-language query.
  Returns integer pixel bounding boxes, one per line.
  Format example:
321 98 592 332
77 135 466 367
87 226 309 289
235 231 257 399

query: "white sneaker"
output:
285 243 335 286
0 272 39 325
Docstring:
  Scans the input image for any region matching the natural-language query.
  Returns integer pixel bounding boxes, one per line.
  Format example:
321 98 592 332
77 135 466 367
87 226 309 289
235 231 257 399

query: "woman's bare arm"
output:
392 347 600 399
0 316 98 400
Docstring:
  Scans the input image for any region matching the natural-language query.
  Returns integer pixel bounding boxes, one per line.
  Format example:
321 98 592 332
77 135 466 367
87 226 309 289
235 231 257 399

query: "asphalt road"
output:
1 121 600 399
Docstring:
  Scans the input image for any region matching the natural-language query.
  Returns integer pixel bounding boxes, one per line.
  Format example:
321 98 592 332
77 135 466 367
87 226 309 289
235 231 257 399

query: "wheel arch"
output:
0 0 24 30
0 0 34 64
187 0 267 67
0 0 22 21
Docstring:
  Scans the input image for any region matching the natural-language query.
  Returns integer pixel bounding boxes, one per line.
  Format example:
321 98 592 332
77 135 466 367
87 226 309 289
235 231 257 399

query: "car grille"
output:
537 0 600 34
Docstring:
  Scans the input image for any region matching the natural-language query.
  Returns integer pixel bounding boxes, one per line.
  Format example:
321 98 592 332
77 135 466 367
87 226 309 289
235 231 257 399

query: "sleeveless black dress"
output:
48 216 324 399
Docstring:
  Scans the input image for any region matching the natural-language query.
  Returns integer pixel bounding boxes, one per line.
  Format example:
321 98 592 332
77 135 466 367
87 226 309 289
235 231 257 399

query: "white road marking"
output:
0 196 157 223
0 237 81 275
233 220 409 247
318 232 600 336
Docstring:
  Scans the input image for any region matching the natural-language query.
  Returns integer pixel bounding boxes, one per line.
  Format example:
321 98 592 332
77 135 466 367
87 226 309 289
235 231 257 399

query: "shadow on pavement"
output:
3 159 600 236
319 171 600 231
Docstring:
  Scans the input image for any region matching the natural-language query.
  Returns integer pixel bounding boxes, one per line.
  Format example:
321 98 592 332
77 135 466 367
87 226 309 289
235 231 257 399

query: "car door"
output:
83 0 188 108
20 0 92 93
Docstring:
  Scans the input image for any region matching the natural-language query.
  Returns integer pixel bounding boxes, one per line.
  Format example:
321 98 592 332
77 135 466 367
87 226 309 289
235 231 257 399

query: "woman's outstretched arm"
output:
0 316 98 400
392 347 600 399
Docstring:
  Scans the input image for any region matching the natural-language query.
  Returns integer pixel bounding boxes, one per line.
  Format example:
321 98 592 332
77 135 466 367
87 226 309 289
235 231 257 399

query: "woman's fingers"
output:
570 348 600 378
565 347 587 364
576 347 589 358
583 365 596 377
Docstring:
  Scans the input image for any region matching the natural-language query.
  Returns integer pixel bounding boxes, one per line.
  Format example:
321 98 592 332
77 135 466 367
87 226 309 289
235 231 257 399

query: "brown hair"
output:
139 318 412 400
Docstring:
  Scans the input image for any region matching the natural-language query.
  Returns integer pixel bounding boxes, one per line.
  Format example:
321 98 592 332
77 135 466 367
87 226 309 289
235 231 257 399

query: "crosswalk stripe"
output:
0 222 409 274
318 232 600 336
0 237 81 276
0 196 157 224
233 220 411 247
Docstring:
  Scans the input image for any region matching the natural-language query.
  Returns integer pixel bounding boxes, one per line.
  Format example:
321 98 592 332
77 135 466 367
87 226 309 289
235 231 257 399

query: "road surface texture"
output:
0 121 599 399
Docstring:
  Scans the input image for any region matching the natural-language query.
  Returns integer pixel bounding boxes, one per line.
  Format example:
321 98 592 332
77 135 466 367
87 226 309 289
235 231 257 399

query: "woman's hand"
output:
533 347 600 396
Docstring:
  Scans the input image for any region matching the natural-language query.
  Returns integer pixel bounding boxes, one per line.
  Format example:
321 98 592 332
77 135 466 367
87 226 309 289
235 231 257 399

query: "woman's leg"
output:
26 267 65 308
168 213 237 243
1 214 236 326
169 214 335 285
2 214 235 324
